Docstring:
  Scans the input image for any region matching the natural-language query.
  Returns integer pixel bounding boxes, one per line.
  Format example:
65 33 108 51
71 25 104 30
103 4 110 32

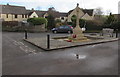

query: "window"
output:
25 15 27 18
45 16 48 18
65 26 69 28
6 14 8 18
15 14 17 18
33 16 36 18
61 17 64 20
59 26 64 29
22 14 24 18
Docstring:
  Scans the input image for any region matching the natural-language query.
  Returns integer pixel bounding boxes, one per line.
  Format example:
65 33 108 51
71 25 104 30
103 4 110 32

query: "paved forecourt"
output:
24 34 118 51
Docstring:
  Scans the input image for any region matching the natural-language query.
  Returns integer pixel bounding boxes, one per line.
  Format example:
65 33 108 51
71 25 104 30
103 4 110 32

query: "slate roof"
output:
27 10 47 17
27 10 68 18
0 4 93 18
59 13 68 17
0 4 27 14
68 10 74 15
36 11 47 17
82 9 93 16
47 11 59 18
68 9 94 16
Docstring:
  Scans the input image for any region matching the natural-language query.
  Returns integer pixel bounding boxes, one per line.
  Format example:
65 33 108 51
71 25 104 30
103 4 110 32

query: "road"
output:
2 32 119 75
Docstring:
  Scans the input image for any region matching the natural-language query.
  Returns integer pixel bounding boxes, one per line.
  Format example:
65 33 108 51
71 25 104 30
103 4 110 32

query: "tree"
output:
94 7 103 15
110 21 120 30
71 15 86 28
71 15 77 27
79 19 86 28
46 14 55 30
103 13 117 29
55 19 62 27
105 13 116 24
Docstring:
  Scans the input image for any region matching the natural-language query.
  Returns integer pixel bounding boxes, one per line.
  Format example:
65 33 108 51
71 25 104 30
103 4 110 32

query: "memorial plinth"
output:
69 3 88 42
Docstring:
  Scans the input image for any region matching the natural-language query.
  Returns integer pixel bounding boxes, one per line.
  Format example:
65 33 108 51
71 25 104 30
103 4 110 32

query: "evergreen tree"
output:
104 13 116 28
47 15 55 30
105 13 116 25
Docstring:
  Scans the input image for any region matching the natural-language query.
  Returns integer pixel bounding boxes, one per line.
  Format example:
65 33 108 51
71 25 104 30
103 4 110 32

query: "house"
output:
0 4 28 21
27 7 68 22
28 5 94 22
67 4 94 22
0 4 94 22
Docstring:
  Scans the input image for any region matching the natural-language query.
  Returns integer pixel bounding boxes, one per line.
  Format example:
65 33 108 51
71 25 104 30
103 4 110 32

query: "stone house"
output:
67 5 94 22
27 7 68 22
0 4 94 22
0 4 28 21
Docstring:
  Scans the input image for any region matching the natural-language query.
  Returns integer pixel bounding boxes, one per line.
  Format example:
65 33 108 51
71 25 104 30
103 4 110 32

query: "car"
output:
52 25 73 33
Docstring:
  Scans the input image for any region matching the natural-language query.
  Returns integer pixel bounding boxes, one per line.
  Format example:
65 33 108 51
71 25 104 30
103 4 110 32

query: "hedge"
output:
68 20 103 31
27 17 47 26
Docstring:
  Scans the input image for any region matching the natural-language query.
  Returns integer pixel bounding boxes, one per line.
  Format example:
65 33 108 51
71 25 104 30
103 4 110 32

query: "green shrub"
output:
27 17 47 26
103 21 120 31
85 20 102 31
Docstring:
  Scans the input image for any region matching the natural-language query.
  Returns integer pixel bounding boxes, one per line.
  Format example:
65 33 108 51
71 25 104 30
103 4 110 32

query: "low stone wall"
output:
101 28 114 37
2 21 47 32
32 24 47 32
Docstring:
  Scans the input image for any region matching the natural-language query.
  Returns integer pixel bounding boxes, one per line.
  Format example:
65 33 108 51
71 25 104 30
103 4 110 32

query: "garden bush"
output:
27 17 47 26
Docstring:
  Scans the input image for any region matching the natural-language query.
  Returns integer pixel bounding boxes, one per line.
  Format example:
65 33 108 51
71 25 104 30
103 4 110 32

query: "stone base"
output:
69 34 90 42
73 36 88 40
24 36 118 51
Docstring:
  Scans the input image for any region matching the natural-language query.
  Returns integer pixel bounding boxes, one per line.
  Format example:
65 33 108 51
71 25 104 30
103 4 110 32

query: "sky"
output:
0 0 120 14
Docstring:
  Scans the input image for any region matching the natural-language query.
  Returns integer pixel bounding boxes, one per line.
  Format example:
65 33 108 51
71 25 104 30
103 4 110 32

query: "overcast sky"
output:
0 0 120 14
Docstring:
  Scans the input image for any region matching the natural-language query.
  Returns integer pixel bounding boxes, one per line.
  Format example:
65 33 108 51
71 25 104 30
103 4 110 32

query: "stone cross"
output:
73 3 83 34
70 3 87 41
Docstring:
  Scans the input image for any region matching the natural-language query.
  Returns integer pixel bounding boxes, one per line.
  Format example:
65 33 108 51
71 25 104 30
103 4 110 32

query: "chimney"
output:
48 8 52 11
48 7 55 11
7 3 9 5
32 8 34 10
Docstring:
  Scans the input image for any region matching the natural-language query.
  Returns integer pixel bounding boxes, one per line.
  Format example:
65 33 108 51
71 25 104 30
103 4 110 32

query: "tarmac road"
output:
2 32 119 75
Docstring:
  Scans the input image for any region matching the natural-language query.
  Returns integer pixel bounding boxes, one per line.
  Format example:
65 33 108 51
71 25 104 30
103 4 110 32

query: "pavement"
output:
24 34 119 51
2 32 119 75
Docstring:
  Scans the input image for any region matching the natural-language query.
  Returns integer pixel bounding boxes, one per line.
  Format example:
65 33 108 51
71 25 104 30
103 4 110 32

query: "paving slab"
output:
24 35 118 51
